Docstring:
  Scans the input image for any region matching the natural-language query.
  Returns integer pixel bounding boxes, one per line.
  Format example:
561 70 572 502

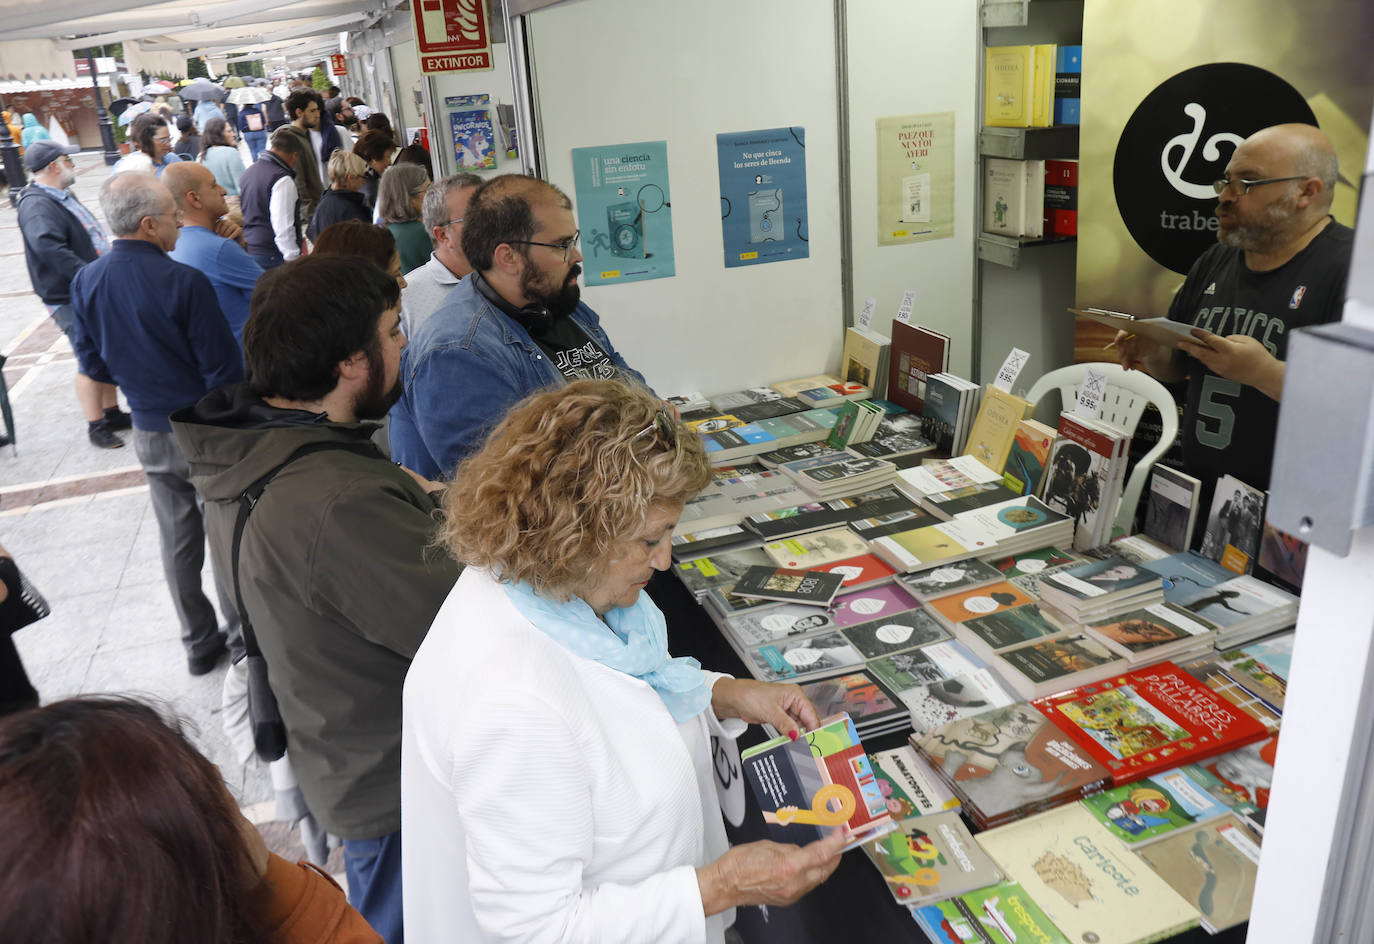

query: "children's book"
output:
912 881 1071 944
869 745 961 818
862 810 1002 907
975 804 1200 943
740 713 896 850
1032 661 1270 785
912 702 1111 830
1078 766 1255 845
1135 815 1262 934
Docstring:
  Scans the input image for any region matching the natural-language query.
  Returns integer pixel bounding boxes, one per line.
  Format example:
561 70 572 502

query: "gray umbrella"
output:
179 80 226 102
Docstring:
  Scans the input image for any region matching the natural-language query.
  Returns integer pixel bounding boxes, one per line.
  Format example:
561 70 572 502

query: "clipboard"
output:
1069 308 1198 349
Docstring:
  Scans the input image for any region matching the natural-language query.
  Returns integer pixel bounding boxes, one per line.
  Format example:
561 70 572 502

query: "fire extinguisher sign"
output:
412 0 494 74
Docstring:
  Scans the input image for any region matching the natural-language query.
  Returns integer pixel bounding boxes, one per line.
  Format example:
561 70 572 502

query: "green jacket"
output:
172 383 461 838
279 124 324 231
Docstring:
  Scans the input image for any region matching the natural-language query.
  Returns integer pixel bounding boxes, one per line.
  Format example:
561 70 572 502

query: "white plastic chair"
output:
1024 362 1179 533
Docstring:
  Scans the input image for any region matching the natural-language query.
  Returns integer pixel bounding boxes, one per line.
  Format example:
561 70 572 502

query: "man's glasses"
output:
509 230 580 263
632 409 678 449
1211 175 1307 197
438 217 463 227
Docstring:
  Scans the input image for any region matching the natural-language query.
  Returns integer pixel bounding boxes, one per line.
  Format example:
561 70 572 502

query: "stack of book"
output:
949 606 1126 699
918 481 1026 521
900 557 1005 602
671 546 773 600
1079 602 1217 666
1169 573 1299 648
762 526 871 570
1036 556 1167 624
797 670 912 740
677 462 807 534
1039 412 1133 550
862 810 1003 909
708 388 809 420
983 43 1058 129
742 486 916 541
845 412 935 466
771 373 871 409
782 454 898 500
983 158 1045 239
842 325 891 399
962 386 1032 474
921 373 983 454
826 399 886 449
869 745 961 817
894 455 1003 503
698 409 840 465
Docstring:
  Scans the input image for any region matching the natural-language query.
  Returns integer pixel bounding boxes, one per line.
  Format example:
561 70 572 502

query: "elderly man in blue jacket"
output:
70 171 244 676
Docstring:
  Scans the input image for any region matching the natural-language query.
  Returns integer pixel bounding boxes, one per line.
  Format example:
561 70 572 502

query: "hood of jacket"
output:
21 114 39 129
171 382 383 504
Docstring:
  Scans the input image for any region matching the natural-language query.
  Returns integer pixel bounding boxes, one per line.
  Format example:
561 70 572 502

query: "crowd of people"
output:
0 117 1354 944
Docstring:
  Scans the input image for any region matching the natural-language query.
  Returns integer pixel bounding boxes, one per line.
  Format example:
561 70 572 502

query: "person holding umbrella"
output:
230 85 274 162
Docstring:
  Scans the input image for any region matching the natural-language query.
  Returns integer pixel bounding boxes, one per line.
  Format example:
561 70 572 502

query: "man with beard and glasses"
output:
171 255 463 944
388 174 647 479
1115 123 1352 535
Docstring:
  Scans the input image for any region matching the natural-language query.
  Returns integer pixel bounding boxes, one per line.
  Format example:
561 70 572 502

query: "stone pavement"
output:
0 150 335 867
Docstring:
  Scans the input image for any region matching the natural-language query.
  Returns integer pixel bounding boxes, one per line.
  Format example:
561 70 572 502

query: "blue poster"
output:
571 141 675 286
716 126 809 267
450 106 496 169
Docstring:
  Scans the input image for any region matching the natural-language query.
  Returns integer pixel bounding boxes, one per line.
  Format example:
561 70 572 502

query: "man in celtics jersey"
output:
1116 123 1352 530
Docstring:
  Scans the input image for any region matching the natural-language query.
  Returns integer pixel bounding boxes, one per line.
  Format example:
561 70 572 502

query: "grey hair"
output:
99 172 171 237
1294 141 1339 210
327 149 367 187
422 172 482 231
377 162 430 225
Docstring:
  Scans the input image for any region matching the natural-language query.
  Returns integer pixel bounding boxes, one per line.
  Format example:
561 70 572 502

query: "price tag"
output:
1074 365 1109 418
894 290 917 325
857 296 878 330
992 347 1030 392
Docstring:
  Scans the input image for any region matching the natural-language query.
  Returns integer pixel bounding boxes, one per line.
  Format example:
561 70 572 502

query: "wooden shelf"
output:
977 232 1076 268
980 125 1079 160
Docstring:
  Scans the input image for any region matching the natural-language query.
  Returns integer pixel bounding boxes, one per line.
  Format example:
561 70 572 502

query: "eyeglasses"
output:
509 230 580 263
438 217 463 227
1211 175 1307 197
632 409 678 448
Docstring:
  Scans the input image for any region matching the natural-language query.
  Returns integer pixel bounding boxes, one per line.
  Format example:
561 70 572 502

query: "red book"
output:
887 321 950 414
1032 661 1269 786
1043 159 1078 236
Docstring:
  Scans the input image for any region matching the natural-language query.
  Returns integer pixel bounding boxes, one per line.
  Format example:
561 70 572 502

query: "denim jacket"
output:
388 276 645 480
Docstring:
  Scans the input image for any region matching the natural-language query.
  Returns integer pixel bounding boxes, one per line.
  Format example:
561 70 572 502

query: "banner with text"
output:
876 112 956 245
411 0 494 74
716 126 809 268
571 141 675 286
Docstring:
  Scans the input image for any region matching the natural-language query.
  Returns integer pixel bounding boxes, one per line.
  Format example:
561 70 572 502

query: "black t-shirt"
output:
530 314 621 381
1167 220 1353 494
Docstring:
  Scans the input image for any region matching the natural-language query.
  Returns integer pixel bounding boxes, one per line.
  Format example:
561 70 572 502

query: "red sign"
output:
411 0 494 74
330 54 348 75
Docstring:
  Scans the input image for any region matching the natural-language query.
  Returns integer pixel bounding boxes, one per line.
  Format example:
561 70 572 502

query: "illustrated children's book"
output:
1135 814 1262 934
1032 661 1270 786
862 810 1002 906
1078 765 1255 845
868 745 961 818
741 713 896 850
912 881 1071 944
976 804 1199 943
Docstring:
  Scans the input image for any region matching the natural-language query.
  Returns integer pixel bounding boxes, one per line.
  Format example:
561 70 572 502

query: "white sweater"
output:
402 567 740 944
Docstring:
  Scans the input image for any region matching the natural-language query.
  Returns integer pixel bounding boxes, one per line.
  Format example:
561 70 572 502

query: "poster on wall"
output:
1074 0 1372 360
716 127 809 268
875 112 956 245
571 141 675 286
447 94 497 169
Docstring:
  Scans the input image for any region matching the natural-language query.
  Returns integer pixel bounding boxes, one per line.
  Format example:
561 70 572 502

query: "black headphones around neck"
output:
471 270 555 334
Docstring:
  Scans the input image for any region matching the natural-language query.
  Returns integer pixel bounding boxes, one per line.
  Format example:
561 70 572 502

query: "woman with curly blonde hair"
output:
402 378 844 943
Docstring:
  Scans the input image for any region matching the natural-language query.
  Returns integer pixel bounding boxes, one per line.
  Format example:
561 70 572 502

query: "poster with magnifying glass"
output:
570 140 675 286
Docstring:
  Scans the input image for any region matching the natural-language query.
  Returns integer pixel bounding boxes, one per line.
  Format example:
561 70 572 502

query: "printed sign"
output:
571 141 675 285
716 127 809 268
411 0 494 73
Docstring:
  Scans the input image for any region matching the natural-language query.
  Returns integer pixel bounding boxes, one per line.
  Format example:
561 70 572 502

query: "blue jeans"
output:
343 829 404 943
244 130 267 163
248 251 285 271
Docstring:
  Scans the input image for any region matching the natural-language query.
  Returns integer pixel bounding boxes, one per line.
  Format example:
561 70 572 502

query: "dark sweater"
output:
15 185 99 305
308 188 372 243
69 240 243 432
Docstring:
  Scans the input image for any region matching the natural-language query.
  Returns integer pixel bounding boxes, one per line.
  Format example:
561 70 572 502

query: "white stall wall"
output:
524 0 844 397
845 0 980 377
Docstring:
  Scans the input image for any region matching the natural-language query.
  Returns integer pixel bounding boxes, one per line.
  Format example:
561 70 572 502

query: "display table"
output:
649 571 1250 944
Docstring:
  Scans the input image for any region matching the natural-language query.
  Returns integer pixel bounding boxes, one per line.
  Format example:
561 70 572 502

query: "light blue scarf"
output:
502 580 712 723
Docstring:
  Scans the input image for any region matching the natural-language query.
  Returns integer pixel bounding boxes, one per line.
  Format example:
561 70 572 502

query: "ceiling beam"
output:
47 0 376 50
153 11 372 57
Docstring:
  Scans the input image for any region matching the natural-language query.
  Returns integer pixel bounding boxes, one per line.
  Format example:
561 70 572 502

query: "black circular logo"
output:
1113 63 1316 273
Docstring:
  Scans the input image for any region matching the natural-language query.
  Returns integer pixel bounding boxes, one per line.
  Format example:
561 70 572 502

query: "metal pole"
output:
0 93 27 207
85 53 120 166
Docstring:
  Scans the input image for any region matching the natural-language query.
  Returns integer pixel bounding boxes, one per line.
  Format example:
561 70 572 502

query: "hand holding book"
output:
711 676 819 738
696 830 846 915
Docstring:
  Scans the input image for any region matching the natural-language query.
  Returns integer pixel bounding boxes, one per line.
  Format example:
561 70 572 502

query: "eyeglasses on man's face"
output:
1211 175 1307 197
509 229 580 263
